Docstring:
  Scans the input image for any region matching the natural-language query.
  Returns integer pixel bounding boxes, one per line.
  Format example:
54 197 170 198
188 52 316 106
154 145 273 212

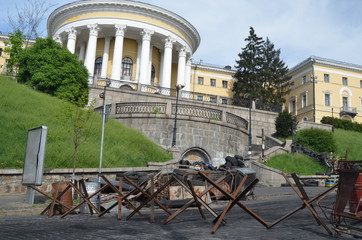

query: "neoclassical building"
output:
47 0 237 103
285 56 362 124
48 0 200 90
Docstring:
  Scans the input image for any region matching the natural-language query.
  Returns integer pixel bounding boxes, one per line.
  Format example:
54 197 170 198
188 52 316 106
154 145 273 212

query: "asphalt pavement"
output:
0 186 360 239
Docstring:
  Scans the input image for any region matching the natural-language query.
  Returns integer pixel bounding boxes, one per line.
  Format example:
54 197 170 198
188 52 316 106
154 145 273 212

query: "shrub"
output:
321 116 362 133
275 110 293 137
296 128 336 153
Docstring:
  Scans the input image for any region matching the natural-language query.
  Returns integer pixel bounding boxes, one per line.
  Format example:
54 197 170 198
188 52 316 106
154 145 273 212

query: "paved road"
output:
0 195 359 240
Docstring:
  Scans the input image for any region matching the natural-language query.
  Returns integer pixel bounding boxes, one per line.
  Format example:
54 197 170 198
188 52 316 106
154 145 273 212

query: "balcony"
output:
340 106 357 118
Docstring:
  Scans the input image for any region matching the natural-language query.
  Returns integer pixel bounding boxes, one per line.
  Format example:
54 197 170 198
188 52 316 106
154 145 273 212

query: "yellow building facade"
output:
285 56 362 123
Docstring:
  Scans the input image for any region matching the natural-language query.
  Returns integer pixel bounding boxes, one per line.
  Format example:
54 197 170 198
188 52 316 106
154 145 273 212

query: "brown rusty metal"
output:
268 173 333 235
198 171 268 233
163 174 228 225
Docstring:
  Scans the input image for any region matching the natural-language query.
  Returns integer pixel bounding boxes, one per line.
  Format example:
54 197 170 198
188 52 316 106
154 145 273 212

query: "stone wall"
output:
89 86 279 162
297 121 333 132
249 161 287 187
0 167 159 194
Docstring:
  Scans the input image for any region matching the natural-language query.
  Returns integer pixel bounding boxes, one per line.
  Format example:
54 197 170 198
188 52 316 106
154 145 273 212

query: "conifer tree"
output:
233 27 290 105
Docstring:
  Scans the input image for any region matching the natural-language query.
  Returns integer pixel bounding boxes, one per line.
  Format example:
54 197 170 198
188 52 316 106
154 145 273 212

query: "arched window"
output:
94 57 102 76
151 65 156 85
122 57 133 80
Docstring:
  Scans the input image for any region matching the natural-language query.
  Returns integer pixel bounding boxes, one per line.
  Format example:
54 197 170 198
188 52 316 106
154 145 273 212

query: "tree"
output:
7 0 55 46
275 110 293 137
233 27 290 105
57 98 96 179
4 30 25 79
233 27 264 102
17 37 89 105
261 38 291 105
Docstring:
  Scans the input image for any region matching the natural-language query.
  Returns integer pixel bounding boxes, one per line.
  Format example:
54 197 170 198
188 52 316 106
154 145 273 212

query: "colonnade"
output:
54 24 193 90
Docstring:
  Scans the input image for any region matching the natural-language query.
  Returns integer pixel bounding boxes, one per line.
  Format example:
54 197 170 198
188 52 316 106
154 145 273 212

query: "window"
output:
290 100 296 113
343 97 348 111
197 95 203 101
325 94 330 106
290 82 294 89
342 77 348 86
360 80 362 88
302 75 307 85
122 57 133 79
222 80 228 88
324 74 330 83
198 77 204 85
151 65 156 85
210 79 216 87
210 97 216 103
221 99 228 105
94 57 103 76
302 94 307 108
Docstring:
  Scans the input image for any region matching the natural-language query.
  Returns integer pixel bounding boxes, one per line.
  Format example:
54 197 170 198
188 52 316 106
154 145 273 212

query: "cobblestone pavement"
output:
0 195 359 240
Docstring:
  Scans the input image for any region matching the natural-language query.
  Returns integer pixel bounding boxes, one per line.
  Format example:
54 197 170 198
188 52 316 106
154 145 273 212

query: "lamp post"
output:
99 80 111 177
244 93 252 157
171 84 184 147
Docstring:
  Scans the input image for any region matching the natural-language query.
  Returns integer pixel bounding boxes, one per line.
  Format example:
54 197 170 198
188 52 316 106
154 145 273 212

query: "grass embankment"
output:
0 76 172 169
265 153 328 175
333 128 362 160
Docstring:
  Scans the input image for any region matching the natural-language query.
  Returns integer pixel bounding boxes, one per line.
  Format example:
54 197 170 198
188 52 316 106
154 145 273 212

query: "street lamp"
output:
171 84 184 147
244 93 252 157
99 79 111 177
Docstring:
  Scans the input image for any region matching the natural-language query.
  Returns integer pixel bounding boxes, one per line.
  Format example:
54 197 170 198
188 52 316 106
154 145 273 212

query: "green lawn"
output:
0 75 172 169
333 128 362 160
265 153 328 175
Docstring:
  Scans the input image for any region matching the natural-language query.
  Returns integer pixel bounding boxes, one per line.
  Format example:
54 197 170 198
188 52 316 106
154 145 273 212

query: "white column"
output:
111 24 127 80
159 49 164 86
101 37 111 78
177 47 187 87
139 29 154 85
135 40 142 82
84 24 100 83
78 42 86 61
160 36 175 88
148 45 153 83
184 56 192 91
66 27 77 54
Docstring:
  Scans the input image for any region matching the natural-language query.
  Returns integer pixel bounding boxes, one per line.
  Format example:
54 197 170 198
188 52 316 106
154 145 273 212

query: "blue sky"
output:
1 0 362 69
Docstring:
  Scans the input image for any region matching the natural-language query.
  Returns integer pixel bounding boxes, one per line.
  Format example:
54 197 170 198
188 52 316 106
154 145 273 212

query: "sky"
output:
1 0 362 69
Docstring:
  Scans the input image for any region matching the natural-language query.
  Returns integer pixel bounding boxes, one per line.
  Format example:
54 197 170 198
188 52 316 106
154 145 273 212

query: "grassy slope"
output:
0 76 172 169
333 128 362 160
265 153 328 175
266 128 362 174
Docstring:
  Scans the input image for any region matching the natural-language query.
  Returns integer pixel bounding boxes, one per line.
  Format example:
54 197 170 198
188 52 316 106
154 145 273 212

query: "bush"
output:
296 128 336 153
275 110 293 137
321 116 362 133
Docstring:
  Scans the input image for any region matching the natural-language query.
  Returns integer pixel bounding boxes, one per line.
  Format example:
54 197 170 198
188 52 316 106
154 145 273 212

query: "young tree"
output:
7 0 55 46
4 30 25 79
261 38 291 105
57 98 96 179
17 37 89 105
233 27 265 102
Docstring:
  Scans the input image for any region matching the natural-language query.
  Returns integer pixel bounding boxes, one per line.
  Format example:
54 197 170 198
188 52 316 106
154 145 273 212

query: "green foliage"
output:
275 110 293 137
265 153 328 175
4 29 25 77
0 76 172 169
17 37 89 105
321 116 362 133
296 128 336 153
233 27 291 105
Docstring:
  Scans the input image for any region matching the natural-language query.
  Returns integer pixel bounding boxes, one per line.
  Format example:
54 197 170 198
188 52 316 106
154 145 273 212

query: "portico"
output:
47 0 200 89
